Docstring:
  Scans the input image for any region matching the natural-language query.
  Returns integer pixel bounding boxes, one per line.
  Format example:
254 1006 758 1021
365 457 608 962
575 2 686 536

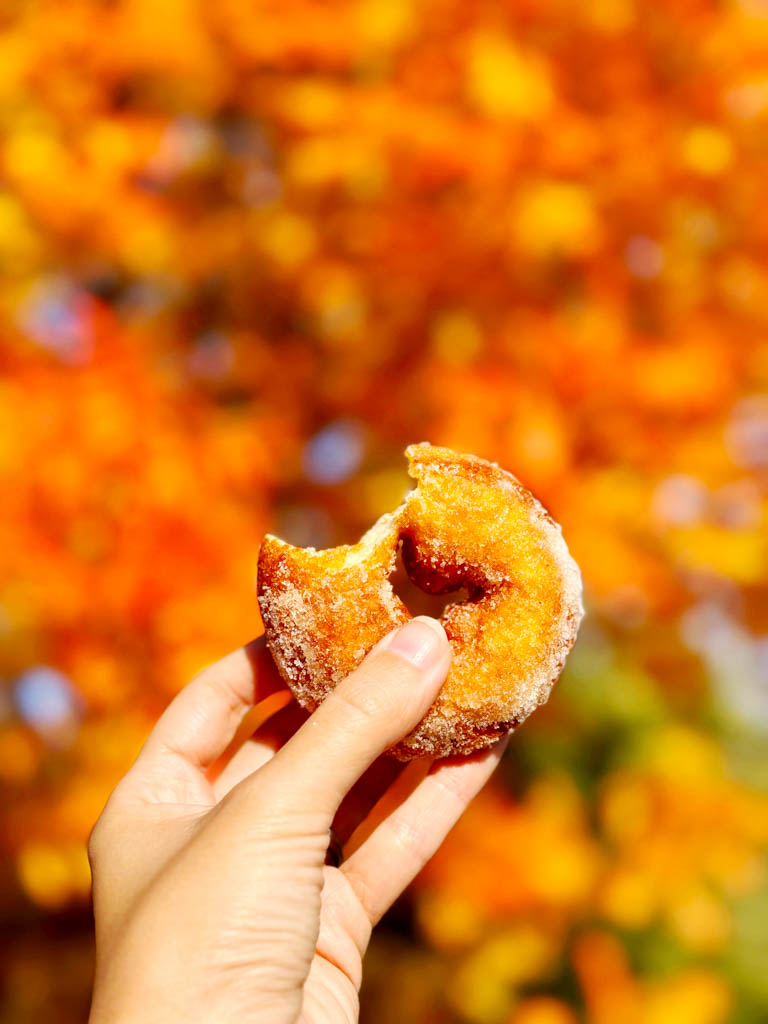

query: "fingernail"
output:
384 617 447 669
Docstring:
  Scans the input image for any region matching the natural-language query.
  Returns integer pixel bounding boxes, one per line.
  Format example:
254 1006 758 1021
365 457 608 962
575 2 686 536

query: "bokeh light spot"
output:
303 420 366 485
625 236 664 279
16 841 90 909
14 667 82 738
467 32 554 120
513 181 601 258
17 276 91 364
682 126 734 177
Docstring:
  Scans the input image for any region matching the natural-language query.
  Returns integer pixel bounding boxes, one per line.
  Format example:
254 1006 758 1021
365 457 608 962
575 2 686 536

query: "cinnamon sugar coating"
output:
257 443 583 759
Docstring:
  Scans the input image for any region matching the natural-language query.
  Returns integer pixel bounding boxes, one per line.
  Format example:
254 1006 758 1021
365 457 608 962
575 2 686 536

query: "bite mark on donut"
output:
257 443 584 760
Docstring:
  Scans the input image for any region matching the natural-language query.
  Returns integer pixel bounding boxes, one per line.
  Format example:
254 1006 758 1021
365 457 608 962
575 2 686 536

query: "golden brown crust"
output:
257 443 583 760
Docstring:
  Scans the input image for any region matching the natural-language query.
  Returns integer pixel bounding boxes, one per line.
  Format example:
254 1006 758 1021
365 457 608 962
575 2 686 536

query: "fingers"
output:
254 617 451 821
330 756 404 846
341 737 508 925
215 715 403 831
137 638 284 773
211 699 308 800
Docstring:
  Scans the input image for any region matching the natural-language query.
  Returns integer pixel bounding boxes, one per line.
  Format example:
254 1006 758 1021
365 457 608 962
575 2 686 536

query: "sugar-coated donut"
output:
257 443 583 760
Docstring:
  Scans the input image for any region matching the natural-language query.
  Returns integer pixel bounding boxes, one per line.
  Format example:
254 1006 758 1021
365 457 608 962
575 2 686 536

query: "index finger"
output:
254 618 451 820
137 637 285 773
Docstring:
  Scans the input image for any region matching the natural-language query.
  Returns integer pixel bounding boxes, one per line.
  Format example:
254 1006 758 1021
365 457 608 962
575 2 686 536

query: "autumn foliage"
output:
1 0 768 1021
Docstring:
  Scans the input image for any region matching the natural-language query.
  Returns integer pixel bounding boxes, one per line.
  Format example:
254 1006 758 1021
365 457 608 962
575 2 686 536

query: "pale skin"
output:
88 616 507 1024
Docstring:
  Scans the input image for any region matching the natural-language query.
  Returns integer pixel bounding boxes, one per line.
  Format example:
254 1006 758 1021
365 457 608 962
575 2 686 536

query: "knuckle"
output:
388 815 427 864
430 764 470 804
334 652 424 725
87 814 109 866
342 862 379 924
329 680 386 723
86 789 124 866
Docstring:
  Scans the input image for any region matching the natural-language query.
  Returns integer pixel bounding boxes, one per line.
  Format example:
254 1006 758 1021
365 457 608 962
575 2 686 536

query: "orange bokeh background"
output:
1 1 768 1021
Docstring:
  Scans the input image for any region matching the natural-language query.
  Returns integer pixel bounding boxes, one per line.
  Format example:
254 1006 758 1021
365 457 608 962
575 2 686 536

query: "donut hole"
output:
389 541 474 620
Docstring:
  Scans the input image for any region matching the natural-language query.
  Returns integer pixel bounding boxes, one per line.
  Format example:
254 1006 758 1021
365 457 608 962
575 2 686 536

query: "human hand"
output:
88 616 507 1024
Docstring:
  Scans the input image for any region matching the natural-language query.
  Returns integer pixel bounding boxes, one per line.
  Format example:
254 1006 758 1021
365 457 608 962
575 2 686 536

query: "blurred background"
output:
1 0 768 1021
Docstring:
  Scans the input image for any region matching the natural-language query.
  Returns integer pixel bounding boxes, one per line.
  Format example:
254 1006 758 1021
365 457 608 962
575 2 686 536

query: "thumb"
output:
252 616 450 820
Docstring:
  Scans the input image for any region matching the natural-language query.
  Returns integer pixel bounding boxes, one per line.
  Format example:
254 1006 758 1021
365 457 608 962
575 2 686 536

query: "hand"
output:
88 616 507 1024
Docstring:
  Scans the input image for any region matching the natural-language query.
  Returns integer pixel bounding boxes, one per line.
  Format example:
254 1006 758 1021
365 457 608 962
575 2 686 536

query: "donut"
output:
257 442 583 759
